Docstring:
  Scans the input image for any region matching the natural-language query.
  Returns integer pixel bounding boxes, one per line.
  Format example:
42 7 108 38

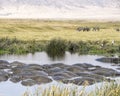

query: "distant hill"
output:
0 0 120 20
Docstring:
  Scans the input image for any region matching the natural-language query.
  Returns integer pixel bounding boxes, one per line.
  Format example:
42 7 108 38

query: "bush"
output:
67 41 79 53
78 41 90 54
46 38 66 59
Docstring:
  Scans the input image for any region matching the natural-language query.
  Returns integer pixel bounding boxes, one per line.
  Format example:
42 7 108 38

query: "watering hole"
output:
0 52 120 96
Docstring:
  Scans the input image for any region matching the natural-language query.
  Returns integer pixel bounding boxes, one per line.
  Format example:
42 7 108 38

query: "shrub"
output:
78 41 90 54
46 38 66 59
67 41 79 53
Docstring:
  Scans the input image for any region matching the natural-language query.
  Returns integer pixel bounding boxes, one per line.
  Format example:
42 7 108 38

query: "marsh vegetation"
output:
23 82 120 96
0 19 120 56
0 37 120 58
0 19 120 96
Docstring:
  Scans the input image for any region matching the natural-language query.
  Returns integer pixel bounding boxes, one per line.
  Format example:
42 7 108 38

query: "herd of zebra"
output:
76 27 120 32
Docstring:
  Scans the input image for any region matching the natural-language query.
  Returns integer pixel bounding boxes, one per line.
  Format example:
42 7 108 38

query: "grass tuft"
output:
23 82 120 96
46 38 66 59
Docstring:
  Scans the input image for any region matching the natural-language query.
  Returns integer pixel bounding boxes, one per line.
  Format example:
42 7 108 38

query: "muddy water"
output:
0 52 119 71
0 52 120 96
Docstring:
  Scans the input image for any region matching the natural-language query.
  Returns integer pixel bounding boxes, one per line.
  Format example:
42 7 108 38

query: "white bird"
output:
112 40 115 45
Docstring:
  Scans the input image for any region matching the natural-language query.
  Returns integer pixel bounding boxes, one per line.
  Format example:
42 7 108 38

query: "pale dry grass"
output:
23 82 120 96
0 19 120 42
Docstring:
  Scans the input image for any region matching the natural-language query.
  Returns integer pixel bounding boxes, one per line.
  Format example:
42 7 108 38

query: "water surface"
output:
0 52 119 70
0 52 120 96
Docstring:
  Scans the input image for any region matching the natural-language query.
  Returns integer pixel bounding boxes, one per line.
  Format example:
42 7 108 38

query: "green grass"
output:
0 37 120 56
0 19 120 56
0 37 46 54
